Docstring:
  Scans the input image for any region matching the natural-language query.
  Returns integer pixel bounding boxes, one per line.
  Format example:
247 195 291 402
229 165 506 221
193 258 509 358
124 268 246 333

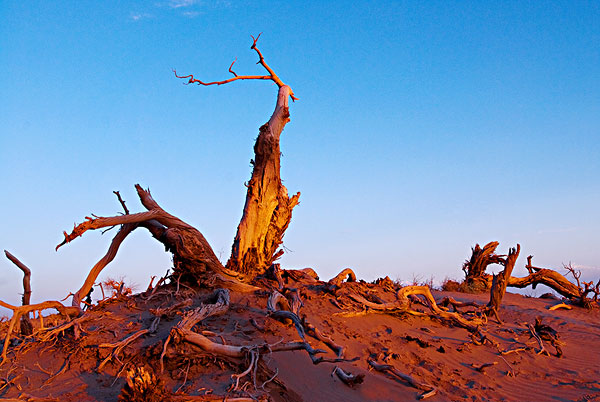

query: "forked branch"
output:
173 33 298 101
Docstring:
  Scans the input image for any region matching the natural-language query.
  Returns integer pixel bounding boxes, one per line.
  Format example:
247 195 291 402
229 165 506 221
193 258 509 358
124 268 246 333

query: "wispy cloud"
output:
571 264 600 272
182 10 202 18
130 12 153 21
169 0 199 8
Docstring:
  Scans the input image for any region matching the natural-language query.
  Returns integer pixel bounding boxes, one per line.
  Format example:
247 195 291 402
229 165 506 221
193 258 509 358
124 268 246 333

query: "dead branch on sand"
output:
367 358 437 400
330 268 484 332
0 300 79 365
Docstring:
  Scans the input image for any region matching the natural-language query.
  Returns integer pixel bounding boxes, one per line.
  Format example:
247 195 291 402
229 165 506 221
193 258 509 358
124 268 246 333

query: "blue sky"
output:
1 1 599 308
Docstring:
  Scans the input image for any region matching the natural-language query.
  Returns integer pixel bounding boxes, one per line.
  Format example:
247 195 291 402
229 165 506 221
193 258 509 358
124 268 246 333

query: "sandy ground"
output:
0 283 599 402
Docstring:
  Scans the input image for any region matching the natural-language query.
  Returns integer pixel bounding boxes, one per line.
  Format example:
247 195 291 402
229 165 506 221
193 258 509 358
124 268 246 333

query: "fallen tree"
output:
462 243 599 308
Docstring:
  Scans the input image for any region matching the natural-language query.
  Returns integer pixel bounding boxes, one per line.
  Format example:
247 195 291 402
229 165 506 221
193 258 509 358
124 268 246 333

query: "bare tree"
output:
174 33 300 278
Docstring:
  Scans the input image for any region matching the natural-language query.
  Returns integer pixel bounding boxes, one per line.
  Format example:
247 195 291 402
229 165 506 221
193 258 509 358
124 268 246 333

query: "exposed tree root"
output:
36 314 90 342
532 317 564 357
549 302 572 311
528 323 550 356
367 359 437 400
98 317 160 371
332 366 364 387
438 297 481 312
267 288 359 365
0 300 79 365
328 268 357 288
471 361 497 373
340 284 484 332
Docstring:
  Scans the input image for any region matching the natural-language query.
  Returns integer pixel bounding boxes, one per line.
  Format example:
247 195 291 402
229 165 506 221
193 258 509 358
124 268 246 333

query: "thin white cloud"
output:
182 10 201 18
130 12 153 21
169 0 199 8
571 264 600 272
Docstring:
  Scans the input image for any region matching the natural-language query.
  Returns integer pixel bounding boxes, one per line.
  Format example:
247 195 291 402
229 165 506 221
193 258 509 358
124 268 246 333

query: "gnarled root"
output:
367 359 437 400
163 288 336 397
328 268 357 288
98 317 160 371
0 300 79 365
341 284 484 332
332 366 364 387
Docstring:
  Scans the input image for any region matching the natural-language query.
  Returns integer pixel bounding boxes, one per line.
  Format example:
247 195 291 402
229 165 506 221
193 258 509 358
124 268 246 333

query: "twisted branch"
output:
173 33 297 101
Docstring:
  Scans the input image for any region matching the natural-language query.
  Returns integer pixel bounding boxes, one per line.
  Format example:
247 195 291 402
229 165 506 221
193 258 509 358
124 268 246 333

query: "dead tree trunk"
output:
4 251 33 335
57 184 258 309
174 34 299 278
487 244 520 320
227 85 300 276
462 241 504 291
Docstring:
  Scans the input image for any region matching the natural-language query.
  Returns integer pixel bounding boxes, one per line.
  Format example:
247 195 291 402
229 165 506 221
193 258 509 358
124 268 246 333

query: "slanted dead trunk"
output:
227 85 300 276
57 184 257 309
174 34 299 278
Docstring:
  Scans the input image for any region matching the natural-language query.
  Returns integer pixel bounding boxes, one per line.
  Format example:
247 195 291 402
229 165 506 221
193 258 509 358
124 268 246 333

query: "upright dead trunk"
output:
4 251 33 335
174 35 300 279
226 85 300 276
487 244 520 319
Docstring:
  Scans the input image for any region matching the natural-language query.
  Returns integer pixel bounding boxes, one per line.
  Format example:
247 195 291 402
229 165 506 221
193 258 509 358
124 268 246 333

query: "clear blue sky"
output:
1 1 599 308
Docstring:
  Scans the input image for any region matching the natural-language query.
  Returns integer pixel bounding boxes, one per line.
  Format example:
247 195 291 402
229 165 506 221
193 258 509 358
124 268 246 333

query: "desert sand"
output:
1 271 599 402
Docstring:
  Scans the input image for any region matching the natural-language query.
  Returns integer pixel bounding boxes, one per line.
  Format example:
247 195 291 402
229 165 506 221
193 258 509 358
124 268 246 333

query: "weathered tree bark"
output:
226 85 300 276
487 244 520 320
58 185 258 306
504 270 580 299
4 251 33 335
174 34 300 278
503 257 598 306
462 241 504 290
463 244 598 307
